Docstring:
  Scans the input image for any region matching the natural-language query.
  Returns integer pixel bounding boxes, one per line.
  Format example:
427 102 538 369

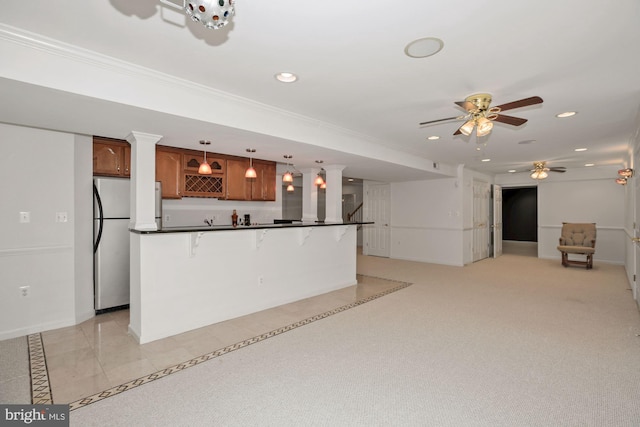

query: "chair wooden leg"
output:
561 252 568 267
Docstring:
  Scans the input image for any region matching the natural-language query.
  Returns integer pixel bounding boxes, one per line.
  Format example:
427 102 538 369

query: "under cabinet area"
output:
93 137 130 177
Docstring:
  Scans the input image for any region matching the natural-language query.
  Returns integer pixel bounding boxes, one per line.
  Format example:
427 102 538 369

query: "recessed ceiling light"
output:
556 111 577 118
404 37 444 58
427 135 440 140
585 163 595 167
574 148 588 152
275 72 298 83
348 178 354 182
481 158 491 162
508 170 517 173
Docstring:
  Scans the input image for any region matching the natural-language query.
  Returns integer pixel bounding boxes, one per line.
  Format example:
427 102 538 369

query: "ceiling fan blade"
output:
493 114 528 126
455 101 477 112
549 167 566 173
419 116 463 126
453 128 462 136
493 96 543 112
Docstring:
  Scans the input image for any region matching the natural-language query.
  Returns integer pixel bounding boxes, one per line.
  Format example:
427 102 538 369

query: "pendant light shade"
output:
199 140 212 175
282 171 293 183
314 174 325 186
245 148 257 178
476 117 493 137
286 184 295 192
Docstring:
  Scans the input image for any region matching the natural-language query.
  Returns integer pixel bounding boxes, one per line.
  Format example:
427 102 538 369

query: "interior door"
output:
364 183 390 257
493 184 503 258
473 180 490 262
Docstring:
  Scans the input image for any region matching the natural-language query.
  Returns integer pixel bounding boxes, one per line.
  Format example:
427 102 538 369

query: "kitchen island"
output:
128 222 367 344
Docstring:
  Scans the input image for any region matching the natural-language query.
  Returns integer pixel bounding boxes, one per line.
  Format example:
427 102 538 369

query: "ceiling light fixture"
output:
162 0 235 29
574 148 588 152
275 72 298 83
530 161 549 180
427 135 440 140
282 155 294 183
556 111 577 118
585 163 595 167
508 170 517 173
286 184 295 192
616 177 628 185
314 160 325 187
245 148 257 179
619 168 634 178
198 140 212 175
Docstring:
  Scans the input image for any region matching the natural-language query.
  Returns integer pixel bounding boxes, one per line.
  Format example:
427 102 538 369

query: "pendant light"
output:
314 160 325 187
245 148 257 178
282 155 294 183
286 184 295 192
198 140 212 175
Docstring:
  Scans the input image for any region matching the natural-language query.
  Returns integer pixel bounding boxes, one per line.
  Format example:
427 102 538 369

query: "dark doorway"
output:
502 187 537 242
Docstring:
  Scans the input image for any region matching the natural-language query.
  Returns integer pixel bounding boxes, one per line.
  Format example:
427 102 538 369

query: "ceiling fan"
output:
530 161 566 180
419 93 543 137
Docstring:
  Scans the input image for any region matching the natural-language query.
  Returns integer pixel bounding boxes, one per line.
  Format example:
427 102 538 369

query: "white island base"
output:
129 224 358 344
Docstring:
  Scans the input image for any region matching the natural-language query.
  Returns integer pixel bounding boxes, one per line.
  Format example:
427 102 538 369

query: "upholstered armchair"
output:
557 223 596 269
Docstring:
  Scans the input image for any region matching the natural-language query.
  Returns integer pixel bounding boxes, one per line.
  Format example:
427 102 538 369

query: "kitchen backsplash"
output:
162 197 282 227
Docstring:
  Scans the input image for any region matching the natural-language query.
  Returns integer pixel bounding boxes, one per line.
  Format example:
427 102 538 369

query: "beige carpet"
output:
64 254 640 425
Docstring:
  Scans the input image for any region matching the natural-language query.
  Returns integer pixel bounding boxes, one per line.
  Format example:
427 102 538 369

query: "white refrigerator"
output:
93 177 161 313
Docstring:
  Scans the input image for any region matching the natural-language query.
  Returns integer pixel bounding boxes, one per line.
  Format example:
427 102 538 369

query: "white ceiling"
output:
1 0 639 181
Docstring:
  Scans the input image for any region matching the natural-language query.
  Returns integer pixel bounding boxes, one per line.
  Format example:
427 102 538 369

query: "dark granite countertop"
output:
130 221 372 234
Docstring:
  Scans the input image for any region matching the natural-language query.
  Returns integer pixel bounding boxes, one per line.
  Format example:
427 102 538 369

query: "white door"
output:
634 150 640 300
473 180 490 262
493 184 503 258
364 183 390 257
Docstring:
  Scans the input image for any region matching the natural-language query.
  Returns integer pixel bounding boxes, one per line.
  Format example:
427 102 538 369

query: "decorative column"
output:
324 165 346 223
126 131 163 231
301 167 320 222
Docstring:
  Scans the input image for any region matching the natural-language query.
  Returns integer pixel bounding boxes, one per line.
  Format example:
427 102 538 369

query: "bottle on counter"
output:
232 209 238 227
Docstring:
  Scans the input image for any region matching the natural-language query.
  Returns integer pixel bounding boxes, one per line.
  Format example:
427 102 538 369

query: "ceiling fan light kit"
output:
530 161 566 180
420 93 543 139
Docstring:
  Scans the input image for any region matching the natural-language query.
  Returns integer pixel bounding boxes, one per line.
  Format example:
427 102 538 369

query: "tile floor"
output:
35 274 410 409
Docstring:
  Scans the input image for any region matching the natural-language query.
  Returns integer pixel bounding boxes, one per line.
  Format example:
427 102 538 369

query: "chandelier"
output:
180 0 235 29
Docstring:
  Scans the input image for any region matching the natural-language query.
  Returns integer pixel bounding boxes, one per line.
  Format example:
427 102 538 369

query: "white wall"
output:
390 177 464 266
0 123 93 340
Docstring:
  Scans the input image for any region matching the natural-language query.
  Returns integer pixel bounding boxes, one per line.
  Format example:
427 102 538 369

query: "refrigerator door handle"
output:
93 183 104 254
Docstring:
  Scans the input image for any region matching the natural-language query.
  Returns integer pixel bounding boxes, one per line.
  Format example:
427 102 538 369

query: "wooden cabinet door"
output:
93 140 125 176
251 160 276 201
225 158 250 200
156 149 183 199
123 145 131 177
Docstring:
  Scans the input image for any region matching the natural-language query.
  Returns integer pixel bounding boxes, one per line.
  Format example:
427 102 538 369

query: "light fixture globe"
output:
185 0 235 29
476 117 493 137
282 171 293 183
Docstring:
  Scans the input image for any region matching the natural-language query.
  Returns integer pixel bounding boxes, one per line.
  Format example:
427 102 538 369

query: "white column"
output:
126 131 163 231
301 168 320 222
324 165 345 223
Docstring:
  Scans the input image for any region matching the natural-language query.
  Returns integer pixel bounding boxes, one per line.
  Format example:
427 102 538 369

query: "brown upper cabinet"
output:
156 147 183 199
151 144 277 201
250 160 276 201
225 158 251 200
93 137 130 177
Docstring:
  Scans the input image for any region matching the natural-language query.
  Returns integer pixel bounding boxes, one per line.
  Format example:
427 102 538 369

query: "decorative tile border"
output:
28 333 53 404
28 275 411 411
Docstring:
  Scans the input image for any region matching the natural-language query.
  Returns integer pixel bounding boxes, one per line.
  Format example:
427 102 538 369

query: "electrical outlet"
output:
164 214 171 223
56 212 68 223
19 286 29 297
258 276 264 285
19 212 30 223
